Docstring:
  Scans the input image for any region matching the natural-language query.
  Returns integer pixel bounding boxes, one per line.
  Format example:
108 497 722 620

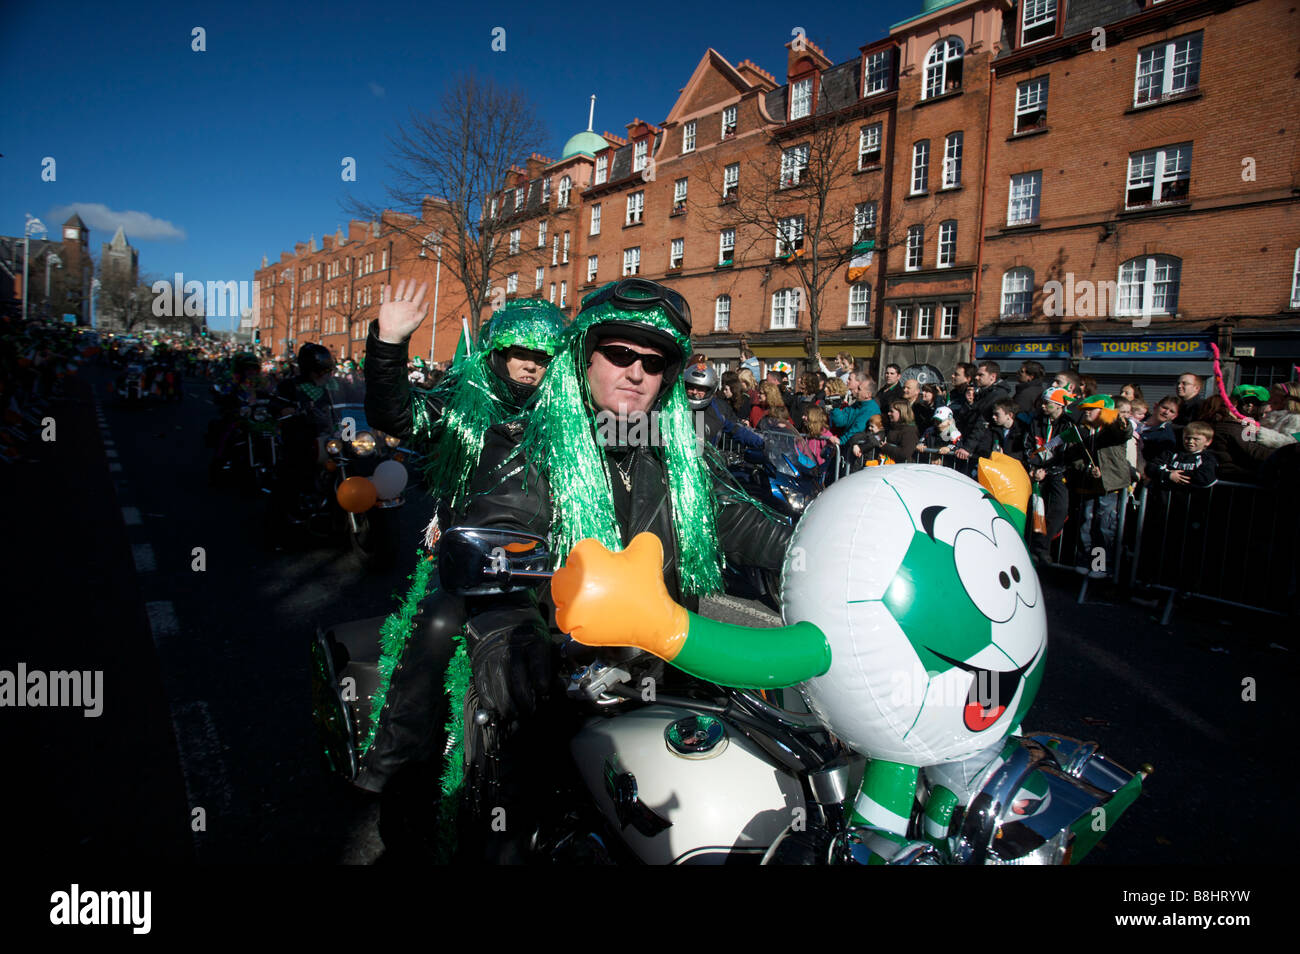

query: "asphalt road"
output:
4 364 1293 864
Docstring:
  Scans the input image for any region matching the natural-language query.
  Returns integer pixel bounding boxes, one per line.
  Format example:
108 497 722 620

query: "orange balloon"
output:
336 475 377 513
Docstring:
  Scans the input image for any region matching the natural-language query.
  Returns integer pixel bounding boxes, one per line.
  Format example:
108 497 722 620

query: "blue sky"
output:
3 0 919 330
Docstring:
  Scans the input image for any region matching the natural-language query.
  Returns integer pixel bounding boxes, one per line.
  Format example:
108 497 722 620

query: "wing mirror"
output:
438 526 553 595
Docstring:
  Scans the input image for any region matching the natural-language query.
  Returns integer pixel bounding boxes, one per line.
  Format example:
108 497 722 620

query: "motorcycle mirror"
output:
438 526 553 596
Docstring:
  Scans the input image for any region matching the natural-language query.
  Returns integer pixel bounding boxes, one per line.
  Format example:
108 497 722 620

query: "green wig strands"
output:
417 300 566 511
516 302 724 596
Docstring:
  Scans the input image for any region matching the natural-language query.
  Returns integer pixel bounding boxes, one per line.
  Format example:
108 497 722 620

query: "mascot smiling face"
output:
781 465 1046 765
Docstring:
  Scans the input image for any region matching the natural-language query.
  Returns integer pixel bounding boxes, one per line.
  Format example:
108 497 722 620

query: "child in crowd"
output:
1140 396 1180 459
803 405 839 467
990 398 1028 462
1145 420 1218 488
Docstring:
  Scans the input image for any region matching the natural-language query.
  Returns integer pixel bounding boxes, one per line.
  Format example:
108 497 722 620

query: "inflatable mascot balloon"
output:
553 453 1141 863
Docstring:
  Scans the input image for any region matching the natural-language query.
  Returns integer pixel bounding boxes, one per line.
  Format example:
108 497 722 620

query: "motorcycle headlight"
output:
351 431 377 456
785 490 810 512
325 439 342 455
385 434 401 448
986 828 1072 866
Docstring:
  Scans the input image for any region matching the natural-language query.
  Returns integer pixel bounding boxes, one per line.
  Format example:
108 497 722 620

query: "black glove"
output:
468 625 552 727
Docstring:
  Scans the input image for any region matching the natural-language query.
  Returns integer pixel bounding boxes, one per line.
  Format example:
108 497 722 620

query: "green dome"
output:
560 130 609 160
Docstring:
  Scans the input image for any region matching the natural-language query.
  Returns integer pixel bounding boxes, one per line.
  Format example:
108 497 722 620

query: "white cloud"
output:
368 81 385 98
46 203 186 242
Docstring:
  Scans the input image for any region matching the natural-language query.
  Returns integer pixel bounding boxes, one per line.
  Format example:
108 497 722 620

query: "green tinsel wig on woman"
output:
412 298 568 511
509 284 725 597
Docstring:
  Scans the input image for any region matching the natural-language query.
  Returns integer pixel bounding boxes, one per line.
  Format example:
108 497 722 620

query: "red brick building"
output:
260 0 1298 391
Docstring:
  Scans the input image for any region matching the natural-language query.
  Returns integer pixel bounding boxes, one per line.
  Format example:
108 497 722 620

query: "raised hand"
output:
375 280 430 345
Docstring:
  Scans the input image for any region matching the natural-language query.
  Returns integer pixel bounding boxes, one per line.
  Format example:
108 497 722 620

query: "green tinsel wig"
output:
412 298 567 511
512 295 725 596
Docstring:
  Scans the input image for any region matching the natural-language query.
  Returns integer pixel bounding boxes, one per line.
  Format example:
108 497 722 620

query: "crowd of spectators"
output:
700 347 1299 578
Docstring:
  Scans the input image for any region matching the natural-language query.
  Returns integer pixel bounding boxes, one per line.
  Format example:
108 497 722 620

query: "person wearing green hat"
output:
1064 393 1133 577
352 283 568 809
453 278 790 859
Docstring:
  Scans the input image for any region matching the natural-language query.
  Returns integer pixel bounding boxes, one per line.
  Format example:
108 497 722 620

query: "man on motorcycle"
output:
684 358 764 453
353 284 567 801
453 278 791 859
277 343 336 441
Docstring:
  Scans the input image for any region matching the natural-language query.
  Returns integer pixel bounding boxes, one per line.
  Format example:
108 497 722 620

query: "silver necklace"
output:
612 451 634 492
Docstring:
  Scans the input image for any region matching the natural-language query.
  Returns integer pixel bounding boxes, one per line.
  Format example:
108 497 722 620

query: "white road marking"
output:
106 449 119 459
132 543 156 573
121 506 142 526
168 700 235 857
109 462 123 472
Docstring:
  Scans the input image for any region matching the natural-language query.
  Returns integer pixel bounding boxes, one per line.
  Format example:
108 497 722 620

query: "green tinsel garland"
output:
359 553 436 757
433 631 472 863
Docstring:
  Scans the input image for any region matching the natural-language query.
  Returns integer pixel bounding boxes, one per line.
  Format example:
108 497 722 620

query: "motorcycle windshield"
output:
331 402 368 433
328 375 366 405
763 431 816 477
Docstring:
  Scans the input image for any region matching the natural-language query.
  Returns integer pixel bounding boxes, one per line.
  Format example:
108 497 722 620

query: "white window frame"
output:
549 282 556 303
623 247 641 276
1126 143 1192 209
535 266 545 290
906 225 923 271
916 304 934 339
560 280 567 308
895 305 914 339
683 120 696 153
562 231 570 264
509 228 520 255
847 283 870 326
1134 34 1202 107
781 144 809 187
771 288 799 329
777 215 805 257
558 175 572 208
941 303 958 338
626 191 644 225
543 177 552 202
937 221 956 268
942 132 962 188
670 238 684 269
673 178 688 212
858 123 882 168
514 186 525 210
721 105 737 138
590 204 601 235
723 163 739 199
1007 171 1042 226
538 220 547 247
714 295 731 331
790 78 813 120
594 155 608 185
1118 255 1181 317
719 229 735 264
864 48 892 95
911 141 929 194
854 202 877 243
506 272 518 294
1001 268 1034 318
923 37 963 100
633 139 648 173
1015 77 1049 134
1021 0 1058 46
587 255 598 283
1292 249 1300 309
552 235 559 267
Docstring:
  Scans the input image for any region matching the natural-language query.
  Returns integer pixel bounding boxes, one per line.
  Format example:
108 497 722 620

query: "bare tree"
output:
98 261 155 332
695 104 931 358
345 73 549 337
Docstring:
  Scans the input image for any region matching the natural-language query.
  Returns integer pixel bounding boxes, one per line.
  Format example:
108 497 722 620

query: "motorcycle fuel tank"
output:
569 705 805 864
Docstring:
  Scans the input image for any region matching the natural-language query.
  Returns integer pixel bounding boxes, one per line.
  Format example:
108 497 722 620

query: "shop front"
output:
1228 330 1300 391
1076 333 1214 400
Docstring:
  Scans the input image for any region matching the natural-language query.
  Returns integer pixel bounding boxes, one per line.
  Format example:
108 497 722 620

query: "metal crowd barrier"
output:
1128 479 1295 623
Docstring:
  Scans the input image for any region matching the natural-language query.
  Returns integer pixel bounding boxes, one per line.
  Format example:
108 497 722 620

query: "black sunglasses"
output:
504 345 553 366
579 279 692 335
593 344 669 375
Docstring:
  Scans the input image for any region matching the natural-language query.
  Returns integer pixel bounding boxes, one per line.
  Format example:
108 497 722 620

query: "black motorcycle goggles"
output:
580 279 692 337
592 344 670 375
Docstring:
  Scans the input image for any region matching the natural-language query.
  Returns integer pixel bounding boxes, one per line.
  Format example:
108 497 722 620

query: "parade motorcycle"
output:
208 395 287 493
312 456 1145 864
728 429 831 521
284 402 412 571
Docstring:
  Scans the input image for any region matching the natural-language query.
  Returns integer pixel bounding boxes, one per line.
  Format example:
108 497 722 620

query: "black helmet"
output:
298 343 335 376
683 360 718 411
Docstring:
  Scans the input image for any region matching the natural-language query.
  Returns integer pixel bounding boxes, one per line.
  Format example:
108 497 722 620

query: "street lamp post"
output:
90 278 101 329
430 232 442 365
22 215 47 323
45 252 62 318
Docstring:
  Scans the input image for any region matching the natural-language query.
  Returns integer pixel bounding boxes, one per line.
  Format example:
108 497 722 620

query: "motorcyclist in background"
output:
684 358 765 455
452 278 791 861
268 344 336 540
353 283 567 819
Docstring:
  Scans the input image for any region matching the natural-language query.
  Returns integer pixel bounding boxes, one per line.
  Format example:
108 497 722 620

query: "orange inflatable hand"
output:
552 532 690 661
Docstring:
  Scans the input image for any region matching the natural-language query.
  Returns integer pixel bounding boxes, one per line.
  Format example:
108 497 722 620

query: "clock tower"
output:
59 213 92 324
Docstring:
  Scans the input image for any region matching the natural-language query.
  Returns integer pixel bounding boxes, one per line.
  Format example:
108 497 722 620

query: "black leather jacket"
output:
363 325 447 446
455 419 793 681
